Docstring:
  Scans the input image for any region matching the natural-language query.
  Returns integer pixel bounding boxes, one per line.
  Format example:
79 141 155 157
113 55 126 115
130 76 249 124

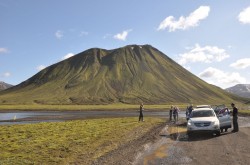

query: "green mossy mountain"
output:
0 45 247 104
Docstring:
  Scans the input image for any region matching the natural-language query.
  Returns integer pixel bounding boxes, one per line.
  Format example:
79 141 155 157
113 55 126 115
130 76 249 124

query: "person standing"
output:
169 105 174 121
173 106 179 123
139 103 144 122
188 104 193 115
231 103 239 132
176 106 180 121
185 105 189 121
187 104 193 120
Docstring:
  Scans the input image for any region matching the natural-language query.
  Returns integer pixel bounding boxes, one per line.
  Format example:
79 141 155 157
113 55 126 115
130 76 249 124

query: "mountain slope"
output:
225 84 250 98
0 81 13 91
0 45 247 104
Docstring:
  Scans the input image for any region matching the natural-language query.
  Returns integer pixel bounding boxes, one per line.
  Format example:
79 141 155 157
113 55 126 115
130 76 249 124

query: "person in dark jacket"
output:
169 105 174 121
188 104 193 115
186 104 193 120
173 106 179 123
139 103 144 122
231 103 239 132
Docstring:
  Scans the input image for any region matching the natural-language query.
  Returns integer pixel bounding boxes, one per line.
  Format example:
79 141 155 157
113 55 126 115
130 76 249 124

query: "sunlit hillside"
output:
0 45 248 105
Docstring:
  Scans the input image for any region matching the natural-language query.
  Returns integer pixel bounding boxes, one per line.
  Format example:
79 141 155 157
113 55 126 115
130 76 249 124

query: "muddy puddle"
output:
134 121 190 165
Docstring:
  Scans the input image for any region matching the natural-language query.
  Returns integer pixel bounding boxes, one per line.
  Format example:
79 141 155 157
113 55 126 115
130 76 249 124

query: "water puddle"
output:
143 143 169 163
0 111 67 125
134 123 188 165
168 124 187 141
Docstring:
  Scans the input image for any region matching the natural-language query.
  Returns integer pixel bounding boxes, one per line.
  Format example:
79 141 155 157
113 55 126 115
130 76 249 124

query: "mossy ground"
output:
0 117 164 165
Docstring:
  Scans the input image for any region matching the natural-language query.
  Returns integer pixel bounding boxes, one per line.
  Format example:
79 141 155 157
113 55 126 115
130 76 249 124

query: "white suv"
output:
187 108 221 136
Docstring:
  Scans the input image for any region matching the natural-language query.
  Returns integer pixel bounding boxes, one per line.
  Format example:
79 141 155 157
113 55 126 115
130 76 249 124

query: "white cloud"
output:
157 6 210 32
113 29 132 41
62 53 74 60
36 65 46 71
0 48 8 54
79 31 89 37
3 72 11 77
230 58 250 69
55 30 64 39
199 67 246 88
178 44 229 65
238 6 250 24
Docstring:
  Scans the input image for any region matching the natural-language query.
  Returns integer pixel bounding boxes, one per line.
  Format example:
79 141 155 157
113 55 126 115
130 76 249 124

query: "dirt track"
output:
137 116 250 165
93 116 250 165
173 127 250 165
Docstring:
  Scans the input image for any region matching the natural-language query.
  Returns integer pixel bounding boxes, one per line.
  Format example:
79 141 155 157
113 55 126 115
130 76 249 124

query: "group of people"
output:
138 103 180 123
169 105 180 123
138 102 239 133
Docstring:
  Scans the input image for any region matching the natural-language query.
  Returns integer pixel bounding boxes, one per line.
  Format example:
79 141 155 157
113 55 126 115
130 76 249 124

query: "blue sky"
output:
0 0 250 89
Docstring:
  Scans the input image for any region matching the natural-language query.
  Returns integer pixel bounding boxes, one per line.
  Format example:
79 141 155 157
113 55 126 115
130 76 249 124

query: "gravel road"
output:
134 116 250 165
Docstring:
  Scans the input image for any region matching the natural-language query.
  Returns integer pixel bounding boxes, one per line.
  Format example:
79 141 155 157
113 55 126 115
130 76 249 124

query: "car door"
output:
218 108 231 128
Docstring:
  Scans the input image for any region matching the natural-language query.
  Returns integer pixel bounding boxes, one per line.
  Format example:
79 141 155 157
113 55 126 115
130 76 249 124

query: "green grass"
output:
0 117 164 165
239 110 250 116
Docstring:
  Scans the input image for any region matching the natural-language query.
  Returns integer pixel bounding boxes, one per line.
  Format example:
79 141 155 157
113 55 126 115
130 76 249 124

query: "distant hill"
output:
0 45 248 105
0 81 13 91
225 84 250 98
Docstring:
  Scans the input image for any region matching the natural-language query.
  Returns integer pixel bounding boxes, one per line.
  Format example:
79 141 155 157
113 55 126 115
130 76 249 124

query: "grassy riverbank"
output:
0 117 164 165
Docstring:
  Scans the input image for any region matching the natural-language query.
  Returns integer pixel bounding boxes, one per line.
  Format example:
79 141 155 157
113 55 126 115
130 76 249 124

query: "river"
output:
0 110 186 125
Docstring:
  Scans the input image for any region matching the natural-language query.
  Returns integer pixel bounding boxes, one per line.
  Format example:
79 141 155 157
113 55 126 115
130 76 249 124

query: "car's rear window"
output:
190 110 215 118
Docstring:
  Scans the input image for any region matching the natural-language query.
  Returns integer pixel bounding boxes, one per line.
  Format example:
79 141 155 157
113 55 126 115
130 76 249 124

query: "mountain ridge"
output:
0 81 13 91
0 44 248 104
225 84 250 98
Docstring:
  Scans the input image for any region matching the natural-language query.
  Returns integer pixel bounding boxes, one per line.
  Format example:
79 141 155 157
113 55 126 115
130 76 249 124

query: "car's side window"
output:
219 109 225 115
219 108 229 116
224 109 230 115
